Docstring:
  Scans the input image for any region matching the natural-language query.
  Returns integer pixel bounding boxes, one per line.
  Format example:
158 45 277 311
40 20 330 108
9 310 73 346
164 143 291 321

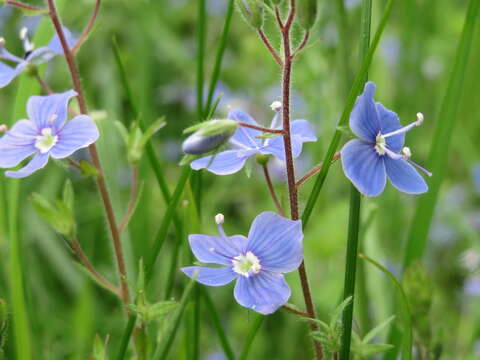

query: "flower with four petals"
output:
341 81 431 197
182 212 304 314
190 108 317 175
0 90 99 178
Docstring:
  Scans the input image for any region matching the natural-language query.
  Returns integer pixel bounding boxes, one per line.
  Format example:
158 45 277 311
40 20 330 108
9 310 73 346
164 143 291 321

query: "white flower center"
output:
232 251 261 277
35 128 58 153
374 133 386 155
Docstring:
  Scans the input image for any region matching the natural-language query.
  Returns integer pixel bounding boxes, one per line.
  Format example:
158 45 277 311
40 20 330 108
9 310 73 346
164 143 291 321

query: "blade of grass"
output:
152 274 197 360
339 1 371 358
301 0 395 227
358 254 412 360
403 0 480 268
202 289 236 360
115 314 137 360
238 315 264 360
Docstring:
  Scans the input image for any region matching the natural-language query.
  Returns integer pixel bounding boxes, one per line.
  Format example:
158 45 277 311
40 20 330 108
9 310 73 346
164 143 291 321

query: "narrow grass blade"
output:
301 0 395 227
115 314 137 360
239 315 264 360
403 0 480 268
358 254 412 360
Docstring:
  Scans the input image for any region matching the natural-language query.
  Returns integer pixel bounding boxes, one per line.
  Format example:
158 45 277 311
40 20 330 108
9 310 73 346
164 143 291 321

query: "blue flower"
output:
341 81 431 197
0 27 76 88
181 211 304 314
0 90 99 178
190 106 317 175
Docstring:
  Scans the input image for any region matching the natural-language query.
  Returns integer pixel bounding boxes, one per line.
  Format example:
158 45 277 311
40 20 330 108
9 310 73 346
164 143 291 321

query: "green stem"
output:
115 314 137 360
340 1 370 358
238 315 264 360
301 0 395 227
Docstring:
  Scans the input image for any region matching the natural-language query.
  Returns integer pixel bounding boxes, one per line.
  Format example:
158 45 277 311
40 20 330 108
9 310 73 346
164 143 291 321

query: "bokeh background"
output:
0 0 479 359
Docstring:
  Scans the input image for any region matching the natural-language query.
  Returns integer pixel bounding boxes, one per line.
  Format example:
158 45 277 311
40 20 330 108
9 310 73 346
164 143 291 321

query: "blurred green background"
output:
0 0 479 359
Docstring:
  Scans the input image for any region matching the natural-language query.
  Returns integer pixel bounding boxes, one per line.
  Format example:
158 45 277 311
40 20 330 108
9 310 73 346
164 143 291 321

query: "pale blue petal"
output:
190 150 251 175
384 157 428 194
0 45 24 62
26 47 56 65
47 27 77 54
265 119 317 159
0 61 25 88
246 212 303 273
341 139 386 197
0 120 38 167
27 90 77 130
260 137 286 161
181 266 237 287
350 81 380 142
376 102 404 152
228 110 262 148
50 115 99 159
5 152 49 178
234 272 290 314
188 234 248 266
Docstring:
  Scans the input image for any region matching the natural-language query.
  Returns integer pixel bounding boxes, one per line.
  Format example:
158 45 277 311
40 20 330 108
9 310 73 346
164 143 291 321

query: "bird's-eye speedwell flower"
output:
181 211 304 314
341 82 431 197
0 90 99 178
190 106 317 175
0 27 76 88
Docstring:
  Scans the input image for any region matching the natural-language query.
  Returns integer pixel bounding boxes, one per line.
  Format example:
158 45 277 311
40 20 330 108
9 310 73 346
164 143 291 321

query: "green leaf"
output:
92 334 108 360
79 160 100 177
62 180 75 214
139 117 166 148
330 296 352 329
363 316 395 344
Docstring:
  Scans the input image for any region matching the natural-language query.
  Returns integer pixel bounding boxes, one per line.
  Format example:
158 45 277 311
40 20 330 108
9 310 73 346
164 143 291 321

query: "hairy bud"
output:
236 0 264 29
297 0 318 30
182 119 237 155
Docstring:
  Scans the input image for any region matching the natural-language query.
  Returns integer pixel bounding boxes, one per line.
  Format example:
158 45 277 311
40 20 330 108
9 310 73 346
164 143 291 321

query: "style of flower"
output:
0 90 99 178
0 27 76 88
181 212 304 315
190 105 317 175
341 81 431 197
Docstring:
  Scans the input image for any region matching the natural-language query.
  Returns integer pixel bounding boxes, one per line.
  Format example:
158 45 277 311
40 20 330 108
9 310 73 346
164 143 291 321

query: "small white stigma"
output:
0 124 8 133
416 112 424 125
215 213 224 225
35 127 58 153
270 101 282 112
402 147 412 159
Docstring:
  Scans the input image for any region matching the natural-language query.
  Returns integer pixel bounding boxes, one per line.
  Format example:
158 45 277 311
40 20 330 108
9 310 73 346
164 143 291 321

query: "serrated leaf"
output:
92 334 107 360
330 296 352 328
114 121 129 145
148 301 178 320
363 315 395 344
140 117 166 148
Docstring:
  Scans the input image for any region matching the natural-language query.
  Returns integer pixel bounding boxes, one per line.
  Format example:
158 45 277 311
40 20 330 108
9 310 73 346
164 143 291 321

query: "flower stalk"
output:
46 0 130 306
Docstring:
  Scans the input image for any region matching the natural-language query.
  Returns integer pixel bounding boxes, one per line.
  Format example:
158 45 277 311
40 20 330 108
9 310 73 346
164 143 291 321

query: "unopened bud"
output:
255 153 271 165
297 0 318 30
182 119 237 155
215 213 224 225
236 0 264 29
270 101 282 112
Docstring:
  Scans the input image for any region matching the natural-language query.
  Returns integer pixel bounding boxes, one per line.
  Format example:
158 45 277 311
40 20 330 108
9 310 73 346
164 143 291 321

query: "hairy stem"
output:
47 0 130 305
296 153 341 188
262 164 285 216
279 1 323 359
70 237 121 297
238 122 284 134
257 29 283 66
71 0 101 53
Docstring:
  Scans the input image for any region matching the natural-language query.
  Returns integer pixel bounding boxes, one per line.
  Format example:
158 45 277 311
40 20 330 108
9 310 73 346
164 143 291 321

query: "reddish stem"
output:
292 31 310 59
296 153 341 188
6 0 43 12
262 165 285 217
282 304 312 318
71 0 101 53
47 0 130 306
119 166 140 234
238 122 284 134
257 30 283 66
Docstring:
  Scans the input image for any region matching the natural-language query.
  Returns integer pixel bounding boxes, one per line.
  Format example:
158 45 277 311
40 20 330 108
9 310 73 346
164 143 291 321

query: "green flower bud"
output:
236 0 264 29
182 119 237 155
297 0 318 29
255 153 271 165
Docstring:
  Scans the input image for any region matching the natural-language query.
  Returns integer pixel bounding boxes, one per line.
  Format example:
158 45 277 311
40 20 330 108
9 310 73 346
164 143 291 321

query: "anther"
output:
402 147 412 159
0 124 8 132
215 213 224 225
270 101 282 112
19 27 28 41
416 112 424 125
0 37 5 46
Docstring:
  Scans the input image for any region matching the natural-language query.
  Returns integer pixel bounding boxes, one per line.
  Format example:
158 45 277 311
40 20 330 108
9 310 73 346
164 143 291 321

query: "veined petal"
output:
341 139 386 197
0 119 38 168
181 266 237 287
246 212 303 273
50 115 99 159
26 47 57 65
188 234 248 266
190 150 251 175
376 102 404 152
384 157 428 194
5 152 49 178
27 90 77 130
0 61 25 88
228 110 262 148
350 81 380 142
234 272 291 314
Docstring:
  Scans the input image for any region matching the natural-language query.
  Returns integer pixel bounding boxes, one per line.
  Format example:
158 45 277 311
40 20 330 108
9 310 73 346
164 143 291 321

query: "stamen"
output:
402 147 412 158
384 147 405 160
0 124 8 133
0 37 5 47
407 159 433 177
270 101 282 112
383 113 424 139
19 27 34 53
215 213 228 239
